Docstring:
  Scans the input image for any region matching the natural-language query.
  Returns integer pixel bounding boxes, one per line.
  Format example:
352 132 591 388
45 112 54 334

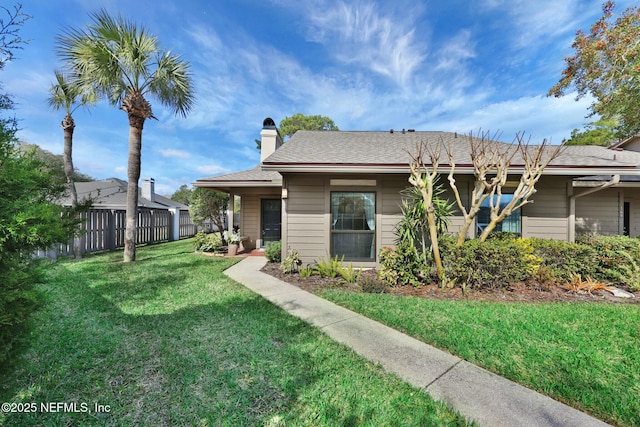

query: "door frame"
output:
260 198 282 247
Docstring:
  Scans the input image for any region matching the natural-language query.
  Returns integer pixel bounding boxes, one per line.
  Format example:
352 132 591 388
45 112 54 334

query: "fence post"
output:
107 210 116 251
170 207 180 241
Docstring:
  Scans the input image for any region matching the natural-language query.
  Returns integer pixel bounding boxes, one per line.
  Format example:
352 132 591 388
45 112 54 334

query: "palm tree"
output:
47 70 96 258
56 9 195 262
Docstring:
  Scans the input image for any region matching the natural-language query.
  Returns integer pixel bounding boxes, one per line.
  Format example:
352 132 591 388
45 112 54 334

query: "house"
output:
62 177 188 211
193 118 640 267
59 177 196 253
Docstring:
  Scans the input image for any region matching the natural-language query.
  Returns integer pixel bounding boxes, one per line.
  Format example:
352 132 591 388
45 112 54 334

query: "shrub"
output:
280 248 301 273
378 241 422 287
265 241 282 263
299 265 315 278
193 231 223 252
529 238 597 283
359 276 388 293
577 235 640 290
441 237 540 289
314 255 344 278
338 263 362 284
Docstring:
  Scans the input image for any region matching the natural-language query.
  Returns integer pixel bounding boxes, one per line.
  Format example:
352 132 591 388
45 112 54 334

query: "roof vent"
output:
263 117 276 129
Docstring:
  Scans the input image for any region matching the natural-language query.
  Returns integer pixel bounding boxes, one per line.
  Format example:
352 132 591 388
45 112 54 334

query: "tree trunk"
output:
62 114 82 259
121 89 152 263
123 123 143 262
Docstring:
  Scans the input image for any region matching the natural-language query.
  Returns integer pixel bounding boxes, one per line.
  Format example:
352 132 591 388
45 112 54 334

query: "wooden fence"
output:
37 207 197 258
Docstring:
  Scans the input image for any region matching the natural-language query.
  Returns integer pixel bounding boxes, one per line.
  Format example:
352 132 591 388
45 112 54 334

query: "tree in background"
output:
256 113 339 149
564 117 619 146
548 2 640 138
189 188 228 243
18 142 95 182
279 113 339 139
57 9 195 262
47 71 96 258
0 4 81 368
171 184 192 205
47 70 96 207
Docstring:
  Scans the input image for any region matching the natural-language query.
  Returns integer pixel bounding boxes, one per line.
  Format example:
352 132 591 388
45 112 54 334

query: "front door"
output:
261 199 281 246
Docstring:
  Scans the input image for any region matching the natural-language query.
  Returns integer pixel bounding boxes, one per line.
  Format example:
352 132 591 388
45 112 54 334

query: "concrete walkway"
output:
225 256 610 427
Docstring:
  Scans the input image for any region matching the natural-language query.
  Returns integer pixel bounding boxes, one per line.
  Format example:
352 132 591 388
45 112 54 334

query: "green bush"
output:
378 241 422 287
193 231 223 252
441 237 540 289
314 255 344 278
529 238 597 283
280 248 301 273
577 235 640 290
265 241 282 263
338 262 362 284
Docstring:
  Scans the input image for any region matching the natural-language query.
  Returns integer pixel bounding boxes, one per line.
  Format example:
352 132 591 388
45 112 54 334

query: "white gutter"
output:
568 174 620 242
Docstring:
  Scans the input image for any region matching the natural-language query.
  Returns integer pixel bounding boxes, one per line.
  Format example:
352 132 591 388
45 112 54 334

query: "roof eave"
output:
262 163 640 176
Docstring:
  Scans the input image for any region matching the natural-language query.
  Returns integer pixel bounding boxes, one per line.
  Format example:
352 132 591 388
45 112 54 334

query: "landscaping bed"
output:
261 262 640 304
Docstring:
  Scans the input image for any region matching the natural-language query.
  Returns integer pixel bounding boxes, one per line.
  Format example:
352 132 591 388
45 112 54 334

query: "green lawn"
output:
320 289 640 427
0 240 472 427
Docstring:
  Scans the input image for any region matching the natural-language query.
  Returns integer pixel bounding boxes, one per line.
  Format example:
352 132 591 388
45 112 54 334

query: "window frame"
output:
476 193 522 236
330 191 376 262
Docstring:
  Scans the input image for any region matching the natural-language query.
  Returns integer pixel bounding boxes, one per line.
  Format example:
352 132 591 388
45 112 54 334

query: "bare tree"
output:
447 132 564 245
407 142 445 276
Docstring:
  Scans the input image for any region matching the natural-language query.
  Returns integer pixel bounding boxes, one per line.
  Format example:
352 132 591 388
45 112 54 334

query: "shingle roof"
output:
261 130 640 173
61 178 187 209
193 165 282 189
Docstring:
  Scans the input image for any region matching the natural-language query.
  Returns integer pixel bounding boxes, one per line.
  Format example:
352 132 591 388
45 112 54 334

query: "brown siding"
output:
285 175 327 264
522 177 570 240
240 194 260 249
575 188 621 236
627 193 640 238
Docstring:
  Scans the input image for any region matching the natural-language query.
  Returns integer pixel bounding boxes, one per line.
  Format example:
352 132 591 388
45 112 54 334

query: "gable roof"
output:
61 178 188 209
193 165 282 191
261 130 640 175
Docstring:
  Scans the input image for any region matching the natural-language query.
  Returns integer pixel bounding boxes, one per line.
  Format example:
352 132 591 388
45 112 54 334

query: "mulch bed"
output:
260 262 640 304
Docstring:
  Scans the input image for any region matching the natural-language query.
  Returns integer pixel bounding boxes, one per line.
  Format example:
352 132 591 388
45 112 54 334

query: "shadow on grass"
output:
2 249 460 426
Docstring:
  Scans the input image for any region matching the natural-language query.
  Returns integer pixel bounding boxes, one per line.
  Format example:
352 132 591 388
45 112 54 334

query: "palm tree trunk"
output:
124 123 143 262
62 114 82 259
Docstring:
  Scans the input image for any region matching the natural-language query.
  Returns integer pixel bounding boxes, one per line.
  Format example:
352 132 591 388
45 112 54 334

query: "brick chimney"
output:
142 178 155 202
260 117 283 162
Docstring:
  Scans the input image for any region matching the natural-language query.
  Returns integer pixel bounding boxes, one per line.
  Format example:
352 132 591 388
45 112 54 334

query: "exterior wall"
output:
626 191 640 238
235 188 281 250
284 175 326 262
575 187 621 236
283 173 577 265
521 176 571 240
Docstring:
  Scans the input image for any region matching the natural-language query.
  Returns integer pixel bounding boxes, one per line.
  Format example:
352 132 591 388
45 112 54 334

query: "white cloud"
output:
284 0 427 86
160 149 191 158
421 91 594 144
196 164 230 175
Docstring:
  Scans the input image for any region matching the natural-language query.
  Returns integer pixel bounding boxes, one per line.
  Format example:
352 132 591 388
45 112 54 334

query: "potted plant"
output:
224 229 241 256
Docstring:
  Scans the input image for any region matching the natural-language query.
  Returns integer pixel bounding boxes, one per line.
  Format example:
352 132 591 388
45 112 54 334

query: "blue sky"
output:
3 0 634 195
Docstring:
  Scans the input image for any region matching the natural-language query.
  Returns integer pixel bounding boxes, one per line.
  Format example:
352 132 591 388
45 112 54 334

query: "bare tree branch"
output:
407 140 444 276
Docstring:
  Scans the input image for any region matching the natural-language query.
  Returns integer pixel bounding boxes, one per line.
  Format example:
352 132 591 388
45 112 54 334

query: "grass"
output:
319 289 640 427
0 240 472 426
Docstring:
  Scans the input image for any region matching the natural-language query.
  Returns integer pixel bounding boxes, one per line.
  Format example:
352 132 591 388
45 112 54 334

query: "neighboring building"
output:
194 118 640 267
57 178 196 255
62 177 188 210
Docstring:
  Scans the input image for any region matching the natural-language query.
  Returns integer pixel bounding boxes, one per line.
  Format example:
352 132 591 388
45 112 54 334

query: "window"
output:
331 192 375 261
477 194 521 235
